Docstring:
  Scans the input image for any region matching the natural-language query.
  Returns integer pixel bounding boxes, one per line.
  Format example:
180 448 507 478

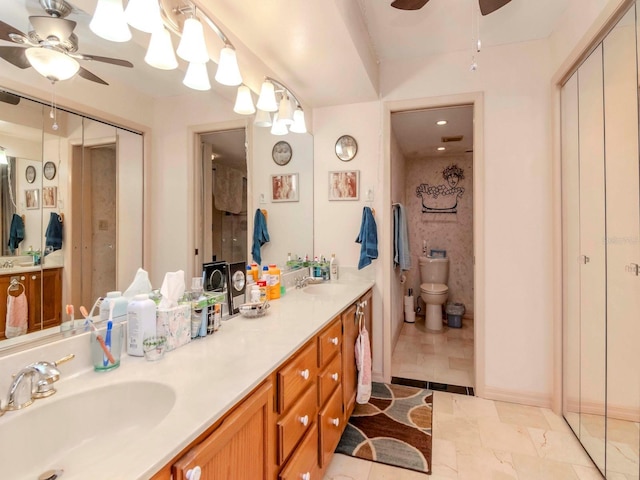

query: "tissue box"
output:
157 304 191 351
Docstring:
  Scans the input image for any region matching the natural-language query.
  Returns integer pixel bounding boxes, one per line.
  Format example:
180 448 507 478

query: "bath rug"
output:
335 382 433 474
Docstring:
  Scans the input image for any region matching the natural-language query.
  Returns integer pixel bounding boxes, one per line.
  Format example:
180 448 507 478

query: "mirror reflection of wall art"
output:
272 141 292 166
271 173 299 202
25 165 36 184
43 161 57 180
335 135 358 161
329 170 359 201
25 189 39 209
43 186 57 208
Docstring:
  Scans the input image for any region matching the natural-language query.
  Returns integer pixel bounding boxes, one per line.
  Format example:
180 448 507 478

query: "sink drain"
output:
38 469 64 480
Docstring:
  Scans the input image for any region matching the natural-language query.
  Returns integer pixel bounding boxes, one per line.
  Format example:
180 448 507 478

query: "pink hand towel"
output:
6 292 28 338
355 316 372 404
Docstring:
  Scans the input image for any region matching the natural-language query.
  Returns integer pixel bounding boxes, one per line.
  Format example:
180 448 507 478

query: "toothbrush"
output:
104 301 114 367
87 297 104 319
80 305 91 331
87 318 116 365
62 304 74 332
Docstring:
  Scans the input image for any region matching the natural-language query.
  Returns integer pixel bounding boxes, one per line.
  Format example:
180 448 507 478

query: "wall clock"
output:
272 141 292 166
25 165 36 184
44 161 57 180
335 135 358 161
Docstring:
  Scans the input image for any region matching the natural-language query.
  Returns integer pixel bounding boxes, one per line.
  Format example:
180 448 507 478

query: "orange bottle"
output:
268 264 281 300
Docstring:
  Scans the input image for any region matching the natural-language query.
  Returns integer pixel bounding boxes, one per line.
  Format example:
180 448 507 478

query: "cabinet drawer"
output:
318 386 344 468
278 383 317 465
279 424 319 480
278 341 318 413
318 318 341 367
318 353 341 407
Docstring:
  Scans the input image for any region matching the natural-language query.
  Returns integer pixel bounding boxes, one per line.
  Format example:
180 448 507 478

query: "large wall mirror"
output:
0 89 144 352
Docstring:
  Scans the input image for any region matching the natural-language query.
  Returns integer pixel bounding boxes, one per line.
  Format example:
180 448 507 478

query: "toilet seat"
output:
420 283 448 294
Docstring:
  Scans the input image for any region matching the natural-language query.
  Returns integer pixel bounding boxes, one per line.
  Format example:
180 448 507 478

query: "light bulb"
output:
256 80 278 112
215 46 242 86
177 17 209 63
145 27 178 70
90 0 131 42
233 85 255 115
183 62 211 91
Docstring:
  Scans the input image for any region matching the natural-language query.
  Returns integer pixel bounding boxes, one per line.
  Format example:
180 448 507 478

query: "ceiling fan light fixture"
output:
90 0 131 42
124 0 164 33
254 109 272 128
256 80 278 112
233 85 255 115
25 47 80 81
177 17 209 63
270 113 289 136
215 46 242 86
183 62 211 91
289 107 307 134
145 27 178 70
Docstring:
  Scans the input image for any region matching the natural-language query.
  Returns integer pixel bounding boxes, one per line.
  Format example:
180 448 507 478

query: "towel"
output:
5 292 28 338
393 204 411 271
7 213 24 254
355 206 378 270
45 212 63 251
355 309 372 404
214 165 244 214
251 209 270 264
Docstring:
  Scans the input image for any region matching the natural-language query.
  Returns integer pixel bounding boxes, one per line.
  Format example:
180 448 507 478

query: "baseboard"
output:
565 398 640 422
483 386 553 409
372 370 384 384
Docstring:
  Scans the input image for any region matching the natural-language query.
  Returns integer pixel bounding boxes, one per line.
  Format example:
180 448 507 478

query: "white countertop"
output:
0 274 373 480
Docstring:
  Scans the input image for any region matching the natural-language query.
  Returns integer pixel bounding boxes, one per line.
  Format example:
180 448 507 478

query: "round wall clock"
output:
43 161 57 180
335 135 358 161
25 165 36 184
272 141 292 166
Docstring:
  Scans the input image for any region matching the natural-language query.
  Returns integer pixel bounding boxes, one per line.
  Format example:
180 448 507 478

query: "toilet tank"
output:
418 256 449 284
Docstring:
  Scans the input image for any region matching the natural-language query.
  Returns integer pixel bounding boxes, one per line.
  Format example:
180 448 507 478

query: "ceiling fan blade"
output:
0 46 31 69
0 91 21 105
77 66 108 85
479 0 512 16
74 53 133 68
29 16 76 43
0 20 27 43
391 0 430 11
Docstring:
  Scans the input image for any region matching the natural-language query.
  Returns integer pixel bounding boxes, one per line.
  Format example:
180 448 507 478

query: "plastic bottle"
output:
330 254 339 280
250 285 260 303
127 293 157 356
190 278 204 339
268 264 281 300
251 263 259 282
257 280 268 302
100 291 129 322
261 265 270 283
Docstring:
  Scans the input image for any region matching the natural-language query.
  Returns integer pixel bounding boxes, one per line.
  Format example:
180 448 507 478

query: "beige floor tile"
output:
494 401 552 430
432 413 482 446
368 463 430 479
606 417 640 445
433 391 455 415
431 438 458 478
324 454 372 480
431 369 472 388
450 394 500 420
512 452 580 480
571 464 606 479
477 417 538 456
528 427 595 467
541 408 574 433
455 443 518 480
605 440 640 477
449 357 473 371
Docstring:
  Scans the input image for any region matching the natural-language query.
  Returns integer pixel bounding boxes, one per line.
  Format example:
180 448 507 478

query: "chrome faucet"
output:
296 275 323 289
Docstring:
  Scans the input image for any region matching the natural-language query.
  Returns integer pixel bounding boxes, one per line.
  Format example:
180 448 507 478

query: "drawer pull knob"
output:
301 473 311 480
330 337 339 345
331 373 339 382
300 369 310 380
299 414 309 426
331 417 340 427
186 466 202 480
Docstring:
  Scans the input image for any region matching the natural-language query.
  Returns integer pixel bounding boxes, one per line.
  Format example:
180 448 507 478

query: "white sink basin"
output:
0 380 175 479
303 283 344 296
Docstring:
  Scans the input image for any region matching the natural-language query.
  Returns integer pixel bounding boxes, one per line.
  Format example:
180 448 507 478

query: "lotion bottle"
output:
127 293 157 356
330 253 339 280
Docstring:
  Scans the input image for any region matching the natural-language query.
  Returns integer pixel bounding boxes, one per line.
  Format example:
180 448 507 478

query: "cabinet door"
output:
172 381 273 480
41 268 62 330
342 302 358 418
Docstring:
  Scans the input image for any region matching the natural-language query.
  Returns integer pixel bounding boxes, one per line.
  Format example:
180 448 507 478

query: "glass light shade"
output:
256 81 278 112
254 109 272 127
0 148 7 165
277 95 294 126
124 0 164 33
183 62 211 91
215 46 242 86
270 114 288 136
26 48 80 81
289 108 307 134
234 85 255 115
145 27 178 70
90 0 131 42
177 18 209 63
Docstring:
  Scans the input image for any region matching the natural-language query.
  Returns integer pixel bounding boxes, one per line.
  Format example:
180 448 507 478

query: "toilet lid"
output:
420 283 448 294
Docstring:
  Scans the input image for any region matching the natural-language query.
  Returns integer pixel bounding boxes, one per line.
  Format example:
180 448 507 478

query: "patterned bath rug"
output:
335 382 433 474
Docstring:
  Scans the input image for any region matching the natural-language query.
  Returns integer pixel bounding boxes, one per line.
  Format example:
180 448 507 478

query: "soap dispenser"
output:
330 254 339 280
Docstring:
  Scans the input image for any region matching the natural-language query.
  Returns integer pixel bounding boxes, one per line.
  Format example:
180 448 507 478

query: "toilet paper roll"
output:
405 311 415 323
404 295 414 312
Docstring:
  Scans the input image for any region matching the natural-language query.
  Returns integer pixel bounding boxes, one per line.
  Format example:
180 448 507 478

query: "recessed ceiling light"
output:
436 120 447 126
437 147 446 151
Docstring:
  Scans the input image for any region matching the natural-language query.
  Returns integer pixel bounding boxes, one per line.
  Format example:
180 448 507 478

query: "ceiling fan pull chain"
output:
50 81 59 131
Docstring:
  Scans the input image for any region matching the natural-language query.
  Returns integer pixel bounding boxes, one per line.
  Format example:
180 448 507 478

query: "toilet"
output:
419 256 449 331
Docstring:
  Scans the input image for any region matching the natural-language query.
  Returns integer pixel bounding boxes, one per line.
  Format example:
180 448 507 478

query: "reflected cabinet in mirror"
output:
0 89 143 351
561 3 640 478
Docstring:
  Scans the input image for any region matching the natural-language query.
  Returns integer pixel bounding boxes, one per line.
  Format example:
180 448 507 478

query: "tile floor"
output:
391 315 474 389
324 391 606 479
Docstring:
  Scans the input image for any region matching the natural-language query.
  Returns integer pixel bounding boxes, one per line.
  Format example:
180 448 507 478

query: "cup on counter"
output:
90 322 124 372
142 332 167 361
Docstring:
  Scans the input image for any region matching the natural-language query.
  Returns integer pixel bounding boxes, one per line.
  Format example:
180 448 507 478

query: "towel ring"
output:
8 278 25 296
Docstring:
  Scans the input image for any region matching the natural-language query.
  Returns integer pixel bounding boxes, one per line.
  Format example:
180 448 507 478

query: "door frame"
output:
382 92 485 396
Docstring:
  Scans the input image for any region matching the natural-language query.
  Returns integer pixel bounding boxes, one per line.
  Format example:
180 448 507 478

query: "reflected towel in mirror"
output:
7 213 24 254
45 212 63 251
214 165 244 214
251 209 270 264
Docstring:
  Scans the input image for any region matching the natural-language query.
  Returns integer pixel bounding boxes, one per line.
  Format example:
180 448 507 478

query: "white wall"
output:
390 130 406 349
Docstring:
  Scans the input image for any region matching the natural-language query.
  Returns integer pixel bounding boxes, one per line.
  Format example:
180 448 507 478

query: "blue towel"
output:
251 209 270 264
393 204 411 271
355 207 378 270
7 213 24 254
45 212 63 251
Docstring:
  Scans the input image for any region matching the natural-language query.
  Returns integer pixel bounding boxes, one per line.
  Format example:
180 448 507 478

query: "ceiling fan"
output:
0 0 133 85
391 0 512 15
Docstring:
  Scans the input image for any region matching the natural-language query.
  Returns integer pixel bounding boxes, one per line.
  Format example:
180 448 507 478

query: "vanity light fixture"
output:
25 48 80 82
144 27 178 70
0 146 8 165
289 107 307 134
176 16 209 63
183 62 211 91
90 0 132 42
234 85 256 115
277 94 294 126
215 46 242 86
255 77 307 136
436 120 448 126
254 109 272 127
124 0 164 33
270 113 288 136
256 80 278 112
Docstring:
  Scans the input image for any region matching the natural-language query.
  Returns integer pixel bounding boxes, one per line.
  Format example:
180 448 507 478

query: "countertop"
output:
0 274 374 480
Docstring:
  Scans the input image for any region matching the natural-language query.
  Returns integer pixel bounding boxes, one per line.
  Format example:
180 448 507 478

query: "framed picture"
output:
44 161 57 180
271 173 299 202
335 135 358 161
25 165 36 184
329 170 359 201
25 189 39 209
43 186 57 208
272 141 292 166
